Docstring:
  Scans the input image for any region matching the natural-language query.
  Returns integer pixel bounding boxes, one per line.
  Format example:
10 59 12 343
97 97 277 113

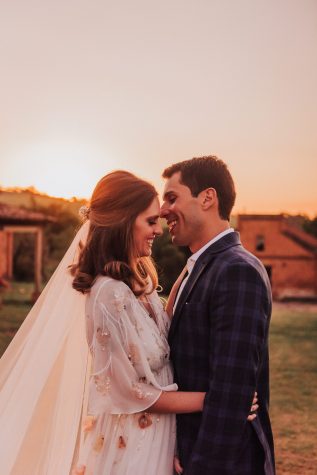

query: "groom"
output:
161 156 275 475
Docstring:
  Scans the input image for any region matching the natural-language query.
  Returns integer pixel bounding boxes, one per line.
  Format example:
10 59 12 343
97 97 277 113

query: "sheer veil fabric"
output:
0 222 90 475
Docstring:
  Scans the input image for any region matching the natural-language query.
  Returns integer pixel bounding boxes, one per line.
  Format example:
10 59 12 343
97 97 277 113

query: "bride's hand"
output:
247 391 259 421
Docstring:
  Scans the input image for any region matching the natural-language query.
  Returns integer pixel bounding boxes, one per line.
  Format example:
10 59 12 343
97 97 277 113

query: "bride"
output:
0 171 205 475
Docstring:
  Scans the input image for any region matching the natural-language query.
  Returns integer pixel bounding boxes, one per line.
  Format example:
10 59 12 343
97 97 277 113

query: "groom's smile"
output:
160 172 204 251
166 218 178 234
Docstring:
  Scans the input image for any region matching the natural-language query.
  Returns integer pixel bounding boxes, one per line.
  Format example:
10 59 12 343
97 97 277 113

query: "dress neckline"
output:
137 294 158 325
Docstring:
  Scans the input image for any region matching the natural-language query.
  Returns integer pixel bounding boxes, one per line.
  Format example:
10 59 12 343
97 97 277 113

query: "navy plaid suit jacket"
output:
169 232 275 475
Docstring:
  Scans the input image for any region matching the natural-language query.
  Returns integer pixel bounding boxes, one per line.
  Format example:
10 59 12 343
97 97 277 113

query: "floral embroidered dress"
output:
73 276 177 475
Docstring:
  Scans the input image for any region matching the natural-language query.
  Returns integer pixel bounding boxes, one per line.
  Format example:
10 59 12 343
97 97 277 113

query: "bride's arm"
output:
148 391 259 416
148 391 205 414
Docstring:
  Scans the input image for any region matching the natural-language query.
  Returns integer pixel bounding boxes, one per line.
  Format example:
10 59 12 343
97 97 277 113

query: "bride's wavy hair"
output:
71 170 159 296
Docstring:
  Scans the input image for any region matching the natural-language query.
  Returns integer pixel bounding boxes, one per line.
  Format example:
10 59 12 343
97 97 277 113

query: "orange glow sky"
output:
0 0 316 216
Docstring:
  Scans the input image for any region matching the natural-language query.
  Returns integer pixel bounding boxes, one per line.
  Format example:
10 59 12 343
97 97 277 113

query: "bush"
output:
152 228 188 294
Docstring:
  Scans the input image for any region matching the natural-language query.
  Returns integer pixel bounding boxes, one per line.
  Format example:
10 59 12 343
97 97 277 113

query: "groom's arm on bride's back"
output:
187 261 270 473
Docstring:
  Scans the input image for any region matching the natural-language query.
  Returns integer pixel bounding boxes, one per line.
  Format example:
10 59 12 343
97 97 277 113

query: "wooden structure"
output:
237 214 317 300
0 204 55 299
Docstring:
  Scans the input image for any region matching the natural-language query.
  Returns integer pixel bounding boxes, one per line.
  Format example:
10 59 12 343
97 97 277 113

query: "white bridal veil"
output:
0 222 90 475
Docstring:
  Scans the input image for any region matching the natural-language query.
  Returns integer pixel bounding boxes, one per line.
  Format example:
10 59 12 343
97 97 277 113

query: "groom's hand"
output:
174 455 183 474
247 391 259 421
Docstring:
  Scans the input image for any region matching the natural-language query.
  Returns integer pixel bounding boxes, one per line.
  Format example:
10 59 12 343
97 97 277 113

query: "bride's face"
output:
133 197 163 257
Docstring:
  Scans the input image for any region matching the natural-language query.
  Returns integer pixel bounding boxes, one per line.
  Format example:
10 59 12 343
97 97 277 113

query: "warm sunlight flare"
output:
1 0 316 214
1 141 118 199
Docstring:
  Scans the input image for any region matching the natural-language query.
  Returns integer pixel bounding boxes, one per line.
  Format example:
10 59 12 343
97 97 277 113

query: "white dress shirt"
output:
173 228 234 312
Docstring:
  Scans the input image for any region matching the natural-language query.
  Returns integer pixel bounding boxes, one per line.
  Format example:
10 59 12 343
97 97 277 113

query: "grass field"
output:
0 285 316 474
0 282 33 356
270 303 317 474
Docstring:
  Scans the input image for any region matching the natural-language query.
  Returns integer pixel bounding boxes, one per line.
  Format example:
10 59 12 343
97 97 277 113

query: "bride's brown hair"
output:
71 170 159 296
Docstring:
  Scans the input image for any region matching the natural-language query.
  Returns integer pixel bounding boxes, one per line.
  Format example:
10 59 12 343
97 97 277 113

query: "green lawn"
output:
270 303 317 474
0 282 33 356
0 288 316 474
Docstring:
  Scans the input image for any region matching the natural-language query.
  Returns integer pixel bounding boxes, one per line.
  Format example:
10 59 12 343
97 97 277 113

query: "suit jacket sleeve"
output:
186 262 270 473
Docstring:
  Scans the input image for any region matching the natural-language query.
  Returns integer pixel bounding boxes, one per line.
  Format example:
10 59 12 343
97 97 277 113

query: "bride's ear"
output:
199 188 217 210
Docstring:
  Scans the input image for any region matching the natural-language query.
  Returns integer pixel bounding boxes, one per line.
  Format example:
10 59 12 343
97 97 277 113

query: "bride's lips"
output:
147 239 154 248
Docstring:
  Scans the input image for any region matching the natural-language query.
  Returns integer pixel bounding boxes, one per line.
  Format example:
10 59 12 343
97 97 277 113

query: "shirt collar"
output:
187 228 234 273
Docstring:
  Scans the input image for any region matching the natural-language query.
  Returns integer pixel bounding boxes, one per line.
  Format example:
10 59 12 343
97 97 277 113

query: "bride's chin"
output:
138 251 150 258
143 246 152 257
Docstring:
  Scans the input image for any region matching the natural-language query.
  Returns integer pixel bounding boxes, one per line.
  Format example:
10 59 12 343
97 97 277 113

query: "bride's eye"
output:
147 218 158 226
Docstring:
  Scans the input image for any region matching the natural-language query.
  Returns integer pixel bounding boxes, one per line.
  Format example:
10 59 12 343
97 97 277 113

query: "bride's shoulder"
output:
87 277 138 321
90 275 133 301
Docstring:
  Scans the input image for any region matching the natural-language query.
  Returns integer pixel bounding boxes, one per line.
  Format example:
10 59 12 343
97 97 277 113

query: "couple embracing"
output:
0 156 275 474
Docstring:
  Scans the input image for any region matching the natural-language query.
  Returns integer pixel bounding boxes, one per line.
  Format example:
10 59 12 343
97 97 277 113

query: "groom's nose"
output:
159 202 169 219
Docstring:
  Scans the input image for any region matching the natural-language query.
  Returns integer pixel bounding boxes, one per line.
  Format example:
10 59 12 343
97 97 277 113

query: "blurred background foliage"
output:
152 227 189 294
303 216 317 238
3 188 317 294
13 218 188 294
4 189 189 293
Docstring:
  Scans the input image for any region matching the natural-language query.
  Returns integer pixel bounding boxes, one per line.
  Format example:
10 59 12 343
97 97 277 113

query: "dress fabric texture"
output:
74 276 176 475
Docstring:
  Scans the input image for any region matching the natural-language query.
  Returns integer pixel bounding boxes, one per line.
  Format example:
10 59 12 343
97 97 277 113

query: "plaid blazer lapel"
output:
168 231 242 343
168 258 207 343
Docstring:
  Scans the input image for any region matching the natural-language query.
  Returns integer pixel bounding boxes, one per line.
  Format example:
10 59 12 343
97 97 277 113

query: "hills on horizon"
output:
0 186 314 225
0 186 87 217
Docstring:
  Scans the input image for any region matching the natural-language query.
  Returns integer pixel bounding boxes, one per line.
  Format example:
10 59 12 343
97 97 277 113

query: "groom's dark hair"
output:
162 155 236 221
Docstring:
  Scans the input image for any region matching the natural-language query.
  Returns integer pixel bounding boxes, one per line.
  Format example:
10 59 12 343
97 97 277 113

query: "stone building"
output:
237 214 317 300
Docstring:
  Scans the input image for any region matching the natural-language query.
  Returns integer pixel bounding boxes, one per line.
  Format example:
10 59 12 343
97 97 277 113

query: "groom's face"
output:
160 172 204 251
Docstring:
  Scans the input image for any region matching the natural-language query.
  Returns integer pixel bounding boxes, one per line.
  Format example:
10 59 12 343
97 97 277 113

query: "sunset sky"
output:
1 0 316 216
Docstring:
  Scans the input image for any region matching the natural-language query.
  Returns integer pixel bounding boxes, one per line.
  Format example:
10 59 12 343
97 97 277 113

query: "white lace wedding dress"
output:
73 276 177 475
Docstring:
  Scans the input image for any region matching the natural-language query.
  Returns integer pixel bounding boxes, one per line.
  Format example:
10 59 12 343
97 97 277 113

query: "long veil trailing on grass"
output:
0 222 90 475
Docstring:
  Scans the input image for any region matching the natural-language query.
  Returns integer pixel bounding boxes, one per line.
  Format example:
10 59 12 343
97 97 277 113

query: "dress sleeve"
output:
87 279 172 416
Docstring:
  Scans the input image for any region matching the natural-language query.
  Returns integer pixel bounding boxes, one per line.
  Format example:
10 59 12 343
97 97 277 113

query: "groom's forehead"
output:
162 172 184 195
162 177 193 202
